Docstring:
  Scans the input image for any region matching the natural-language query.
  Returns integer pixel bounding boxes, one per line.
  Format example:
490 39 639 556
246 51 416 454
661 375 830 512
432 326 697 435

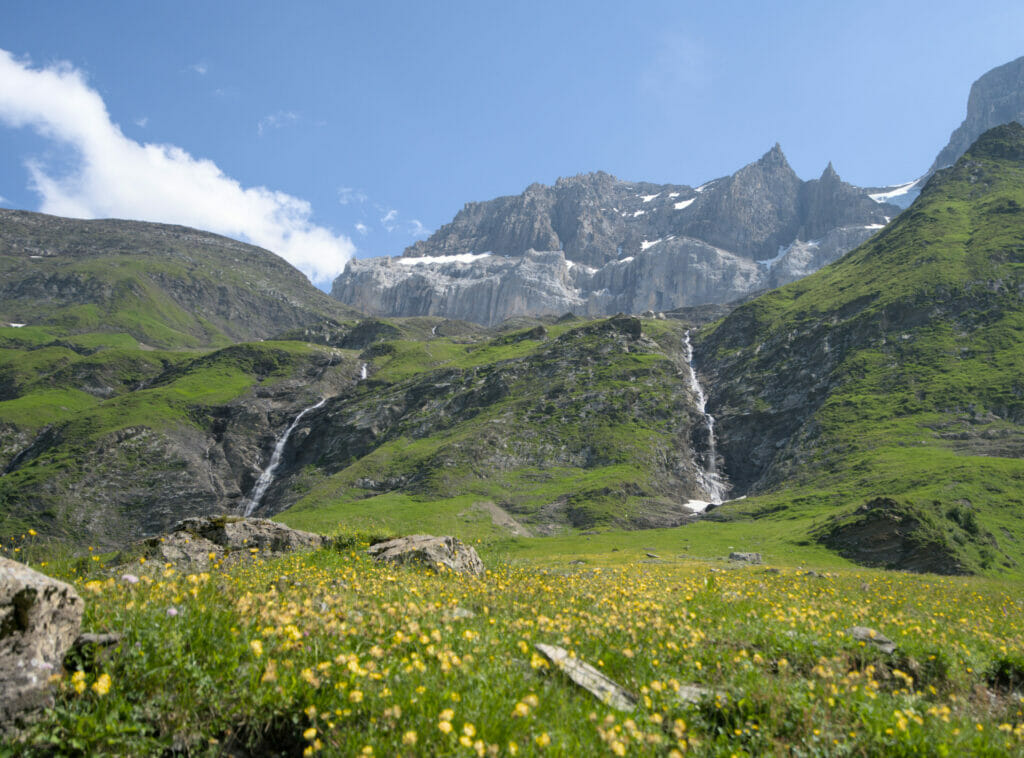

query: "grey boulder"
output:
728 552 763 564
367 535 485 576
136 516 325 570
1 557 84 727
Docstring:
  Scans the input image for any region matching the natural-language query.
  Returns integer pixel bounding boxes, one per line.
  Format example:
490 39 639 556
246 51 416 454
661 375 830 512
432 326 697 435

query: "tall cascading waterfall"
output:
241 398 327 517
682 330 729 505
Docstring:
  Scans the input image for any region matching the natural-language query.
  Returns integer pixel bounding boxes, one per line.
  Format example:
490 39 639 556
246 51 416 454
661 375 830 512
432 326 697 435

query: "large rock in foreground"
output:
367 535 485 576
1 557 84 727
135 516 325 570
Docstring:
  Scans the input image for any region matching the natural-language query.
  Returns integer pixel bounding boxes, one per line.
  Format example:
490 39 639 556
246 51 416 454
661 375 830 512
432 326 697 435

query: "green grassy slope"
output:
276 316 713 537
0 322 360 545
696 123 1024 575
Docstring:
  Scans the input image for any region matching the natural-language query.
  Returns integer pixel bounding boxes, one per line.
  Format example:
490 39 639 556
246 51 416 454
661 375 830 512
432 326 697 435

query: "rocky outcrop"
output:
1 557 84 727
818 499 967 576
133 516 325 571
931 55 1024 172
367 535 485 575
332 148 897 326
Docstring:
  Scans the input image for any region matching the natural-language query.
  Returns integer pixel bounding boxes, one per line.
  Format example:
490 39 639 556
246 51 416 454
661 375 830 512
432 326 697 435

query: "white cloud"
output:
337 186 368 205
0 195 7 205
257 110 298 136
380 209 398 231
188 62 208 76
0 50 354 286
134 116 148 128
408 219 430 238
354 222 368 235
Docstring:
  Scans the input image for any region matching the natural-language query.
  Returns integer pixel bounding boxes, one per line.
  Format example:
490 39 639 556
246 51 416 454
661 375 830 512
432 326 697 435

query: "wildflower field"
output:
4 533 1024 757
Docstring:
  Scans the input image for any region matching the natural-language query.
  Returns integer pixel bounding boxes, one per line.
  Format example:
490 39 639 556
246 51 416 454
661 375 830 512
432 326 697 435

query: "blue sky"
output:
1 1 1023 286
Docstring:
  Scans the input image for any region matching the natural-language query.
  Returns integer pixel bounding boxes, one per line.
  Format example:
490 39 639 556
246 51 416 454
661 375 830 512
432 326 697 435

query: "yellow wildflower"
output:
91 673 112 696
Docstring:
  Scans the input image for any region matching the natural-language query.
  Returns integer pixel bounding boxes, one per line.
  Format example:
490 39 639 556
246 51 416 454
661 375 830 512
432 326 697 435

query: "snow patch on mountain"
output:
399 253 493 266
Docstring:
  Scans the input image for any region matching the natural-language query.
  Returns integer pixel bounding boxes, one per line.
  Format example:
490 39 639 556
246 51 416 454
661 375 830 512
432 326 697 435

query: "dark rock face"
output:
367 535 485 575
931 55 1024 172
332 149 897 326
0 557 84 727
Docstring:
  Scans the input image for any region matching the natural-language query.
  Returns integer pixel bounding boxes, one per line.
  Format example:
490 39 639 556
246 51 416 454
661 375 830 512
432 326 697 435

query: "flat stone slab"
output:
534 643 636 711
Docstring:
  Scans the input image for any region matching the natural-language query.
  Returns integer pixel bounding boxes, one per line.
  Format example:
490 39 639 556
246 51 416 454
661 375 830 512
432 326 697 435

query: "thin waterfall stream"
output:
241 397 326 517
682 330 729 506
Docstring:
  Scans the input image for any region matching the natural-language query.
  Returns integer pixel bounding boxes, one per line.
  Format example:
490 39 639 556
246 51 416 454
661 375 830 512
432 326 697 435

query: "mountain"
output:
331 149 899 326
695 123 1024 574
931 55 1024 172
0 312 718 547
864 55 1024 212
0 209 360 348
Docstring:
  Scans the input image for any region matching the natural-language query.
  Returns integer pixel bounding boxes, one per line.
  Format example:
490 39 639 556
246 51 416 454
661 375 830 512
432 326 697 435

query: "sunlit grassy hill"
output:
0 209 359 348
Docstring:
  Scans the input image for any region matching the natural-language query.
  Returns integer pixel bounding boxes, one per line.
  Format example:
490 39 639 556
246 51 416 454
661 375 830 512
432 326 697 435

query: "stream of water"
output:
682 330 728 505
241 397 327 517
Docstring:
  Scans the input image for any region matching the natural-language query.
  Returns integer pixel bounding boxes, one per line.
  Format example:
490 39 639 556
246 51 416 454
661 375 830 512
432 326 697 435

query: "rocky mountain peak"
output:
820 162 840 182
931 55 1024 171
554 171 619 190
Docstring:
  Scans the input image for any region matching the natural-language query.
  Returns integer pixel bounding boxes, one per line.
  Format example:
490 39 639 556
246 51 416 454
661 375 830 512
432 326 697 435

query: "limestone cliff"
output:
332 147 897 325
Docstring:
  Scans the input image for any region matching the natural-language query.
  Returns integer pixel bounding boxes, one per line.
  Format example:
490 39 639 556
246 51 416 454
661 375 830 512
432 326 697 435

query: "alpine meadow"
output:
2 16 1024 758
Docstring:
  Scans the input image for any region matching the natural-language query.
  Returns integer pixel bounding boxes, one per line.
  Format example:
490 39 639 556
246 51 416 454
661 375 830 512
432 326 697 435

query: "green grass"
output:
6 535 1024 756
0 388 100 428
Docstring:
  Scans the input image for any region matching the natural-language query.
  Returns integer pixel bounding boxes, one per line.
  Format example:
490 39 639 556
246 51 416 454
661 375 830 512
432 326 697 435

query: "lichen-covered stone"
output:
367 535 485 576
134 517 325 571
0 557 84 727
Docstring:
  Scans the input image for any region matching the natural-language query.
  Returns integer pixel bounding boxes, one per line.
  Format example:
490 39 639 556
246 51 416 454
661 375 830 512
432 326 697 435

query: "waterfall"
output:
241 397 327 517
360 363 368 380
682 330 729 504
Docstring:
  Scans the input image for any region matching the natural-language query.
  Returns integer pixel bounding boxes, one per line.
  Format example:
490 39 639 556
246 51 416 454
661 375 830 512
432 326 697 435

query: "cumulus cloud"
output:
0 50 354 285
257 110 298 136
354 222 368 235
